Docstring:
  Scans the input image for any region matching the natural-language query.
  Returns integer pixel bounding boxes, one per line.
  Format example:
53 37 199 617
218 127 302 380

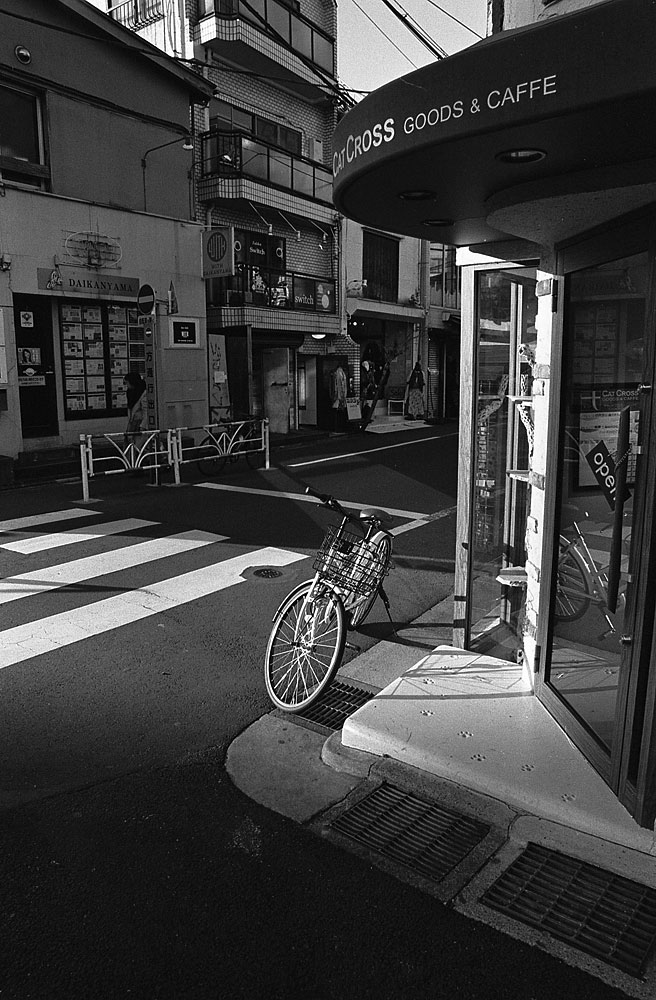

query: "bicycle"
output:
197 407 265 476
264 486 394 712
553 509 626 636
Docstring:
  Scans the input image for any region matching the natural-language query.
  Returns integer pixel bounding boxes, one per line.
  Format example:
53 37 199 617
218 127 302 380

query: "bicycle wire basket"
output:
313 526 389 597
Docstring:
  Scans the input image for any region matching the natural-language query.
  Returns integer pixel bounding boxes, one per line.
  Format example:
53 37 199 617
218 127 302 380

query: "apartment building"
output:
0 0 213 475
106 0 439 433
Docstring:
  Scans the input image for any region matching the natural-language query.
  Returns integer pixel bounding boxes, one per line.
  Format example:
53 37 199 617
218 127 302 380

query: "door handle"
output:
607 406 630 613
620 635 632 646
270 381 288 387
638 384 652 394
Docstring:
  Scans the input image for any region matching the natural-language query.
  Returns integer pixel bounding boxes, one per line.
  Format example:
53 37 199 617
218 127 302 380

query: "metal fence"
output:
79 418 269 501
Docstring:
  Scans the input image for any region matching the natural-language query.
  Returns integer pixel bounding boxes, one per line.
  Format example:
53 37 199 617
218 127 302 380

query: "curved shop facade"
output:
333 0 656 829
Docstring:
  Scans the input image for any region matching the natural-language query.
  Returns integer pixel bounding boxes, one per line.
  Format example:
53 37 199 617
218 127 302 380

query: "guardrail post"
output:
264 417 270 470
79 434 91 503
170 428 181 486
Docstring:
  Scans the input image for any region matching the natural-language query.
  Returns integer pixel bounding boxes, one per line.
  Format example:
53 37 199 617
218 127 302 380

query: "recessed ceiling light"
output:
398 190 436 201
421 218 453 228
496 148 546 164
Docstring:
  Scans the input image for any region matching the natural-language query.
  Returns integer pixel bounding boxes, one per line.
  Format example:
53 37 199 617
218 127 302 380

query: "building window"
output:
60 302 144 419
362 231 399 303
0 83 48 189
211 101 302 157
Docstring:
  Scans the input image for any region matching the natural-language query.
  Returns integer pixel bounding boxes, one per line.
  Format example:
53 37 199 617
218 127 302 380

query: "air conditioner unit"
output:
308 137 324 162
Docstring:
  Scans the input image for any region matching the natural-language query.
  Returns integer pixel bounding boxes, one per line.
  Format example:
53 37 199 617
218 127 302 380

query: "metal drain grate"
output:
295 680 373 730
330 783 489 882
254 568 283 578
482 842 656 977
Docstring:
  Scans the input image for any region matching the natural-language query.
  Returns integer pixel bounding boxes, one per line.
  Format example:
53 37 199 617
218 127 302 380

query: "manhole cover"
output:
254 568 283 578
482 842 656 977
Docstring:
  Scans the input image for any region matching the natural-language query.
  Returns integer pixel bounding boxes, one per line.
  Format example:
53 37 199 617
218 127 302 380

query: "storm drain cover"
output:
482 842 656 977
295 680 373 730
330 783 489 882
254 568 283 578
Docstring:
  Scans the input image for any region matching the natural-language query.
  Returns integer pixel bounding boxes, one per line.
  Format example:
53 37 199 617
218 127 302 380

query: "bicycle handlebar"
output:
305 486 353 520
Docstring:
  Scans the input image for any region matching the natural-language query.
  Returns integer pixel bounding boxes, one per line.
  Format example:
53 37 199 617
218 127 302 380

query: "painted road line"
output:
390 506 458 536
196 482 427 521
0 547 306 670
0 530 228 605
0 508 100 534
285 432 459 468
1 518 158 555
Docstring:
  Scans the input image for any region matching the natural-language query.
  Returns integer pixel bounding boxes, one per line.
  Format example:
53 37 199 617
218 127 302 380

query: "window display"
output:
60 302 145 419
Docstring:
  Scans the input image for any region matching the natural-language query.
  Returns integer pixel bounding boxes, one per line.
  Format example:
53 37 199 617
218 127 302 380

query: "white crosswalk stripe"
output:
0 508 100 533
1 518 158 554
0 546 304 670
0 508 306 670
0 529 227 605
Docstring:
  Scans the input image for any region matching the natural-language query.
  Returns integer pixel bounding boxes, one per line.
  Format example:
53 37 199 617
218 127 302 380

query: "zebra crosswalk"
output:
0 506 306 671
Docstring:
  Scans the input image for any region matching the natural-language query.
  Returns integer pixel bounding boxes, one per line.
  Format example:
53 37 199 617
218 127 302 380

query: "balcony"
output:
198 0 334 74
108 0 164 29
199 130 333 206
212 267 336 313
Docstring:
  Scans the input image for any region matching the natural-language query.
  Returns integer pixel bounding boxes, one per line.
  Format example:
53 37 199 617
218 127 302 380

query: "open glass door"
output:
542 247 656 826
466 268 537 659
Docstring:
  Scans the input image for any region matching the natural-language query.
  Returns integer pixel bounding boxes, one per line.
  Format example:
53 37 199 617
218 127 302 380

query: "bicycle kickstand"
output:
380 585 397 636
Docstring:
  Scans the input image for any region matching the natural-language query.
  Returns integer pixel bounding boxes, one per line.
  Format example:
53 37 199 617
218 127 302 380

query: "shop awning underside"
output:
332 0 656 254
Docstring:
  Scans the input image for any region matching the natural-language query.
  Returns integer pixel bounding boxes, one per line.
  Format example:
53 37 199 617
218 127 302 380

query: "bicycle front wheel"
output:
554 537 592 622
264 582 346 711
349 535 392 628
197 436 227 477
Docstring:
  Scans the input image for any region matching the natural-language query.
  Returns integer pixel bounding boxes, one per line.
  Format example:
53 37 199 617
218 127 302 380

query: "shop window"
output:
362 231 399 303
60 302 144 419
0 83 49 189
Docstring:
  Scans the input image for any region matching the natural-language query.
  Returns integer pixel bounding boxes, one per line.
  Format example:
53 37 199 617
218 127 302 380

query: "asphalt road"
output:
0 425 457 808
0 426 629 999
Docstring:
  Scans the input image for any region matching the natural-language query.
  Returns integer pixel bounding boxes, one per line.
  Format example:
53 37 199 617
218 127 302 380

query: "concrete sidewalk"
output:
227 598 656 999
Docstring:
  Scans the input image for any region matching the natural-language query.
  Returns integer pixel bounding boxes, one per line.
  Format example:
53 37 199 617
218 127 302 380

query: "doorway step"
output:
14 446 80 484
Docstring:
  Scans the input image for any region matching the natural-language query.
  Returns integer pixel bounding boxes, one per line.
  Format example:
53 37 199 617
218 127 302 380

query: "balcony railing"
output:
108 0 164 28
212 268 336 313
200 130 333 204
198 0 335 75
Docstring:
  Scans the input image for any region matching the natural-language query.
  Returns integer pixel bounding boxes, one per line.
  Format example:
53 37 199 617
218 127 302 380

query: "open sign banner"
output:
585 441 631 510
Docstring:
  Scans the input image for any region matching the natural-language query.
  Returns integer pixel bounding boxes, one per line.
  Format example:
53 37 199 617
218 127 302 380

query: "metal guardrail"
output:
79 418 269 500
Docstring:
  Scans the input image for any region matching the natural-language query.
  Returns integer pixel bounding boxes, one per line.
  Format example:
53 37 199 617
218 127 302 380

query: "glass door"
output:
542 247 656 824
466 268 537 659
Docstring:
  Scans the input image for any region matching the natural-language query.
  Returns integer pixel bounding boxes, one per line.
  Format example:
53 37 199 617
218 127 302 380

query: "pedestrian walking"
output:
406 360 425 420
124 371 147 439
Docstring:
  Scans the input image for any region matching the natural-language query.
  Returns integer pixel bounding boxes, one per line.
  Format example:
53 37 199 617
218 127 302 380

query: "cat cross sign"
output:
137 283 156 315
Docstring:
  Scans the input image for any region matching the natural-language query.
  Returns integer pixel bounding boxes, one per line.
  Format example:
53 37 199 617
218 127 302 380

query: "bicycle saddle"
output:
359 507 393 525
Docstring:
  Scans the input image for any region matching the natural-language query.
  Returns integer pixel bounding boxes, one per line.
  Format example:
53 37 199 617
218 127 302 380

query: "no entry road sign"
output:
137 283 156 315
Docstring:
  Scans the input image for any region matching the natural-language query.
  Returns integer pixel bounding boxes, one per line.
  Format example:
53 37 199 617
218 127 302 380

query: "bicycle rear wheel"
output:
197 436 227 477
264 581 346 711
554 537 592 622
349 535 392 627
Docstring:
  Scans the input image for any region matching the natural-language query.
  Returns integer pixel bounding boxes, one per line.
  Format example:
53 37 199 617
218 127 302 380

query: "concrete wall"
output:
1 0 195 218
0 188 207 458
499 0 603 30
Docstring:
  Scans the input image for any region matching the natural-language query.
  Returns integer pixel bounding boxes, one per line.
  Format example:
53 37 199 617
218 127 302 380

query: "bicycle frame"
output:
558 520 625 636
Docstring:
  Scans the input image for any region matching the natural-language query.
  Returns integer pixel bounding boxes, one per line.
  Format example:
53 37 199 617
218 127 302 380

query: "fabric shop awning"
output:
332 0 656 252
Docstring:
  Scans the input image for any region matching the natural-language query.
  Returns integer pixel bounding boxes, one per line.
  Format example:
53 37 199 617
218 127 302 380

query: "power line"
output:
348 0 420 69
377 0 448 60
420 0 484 39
